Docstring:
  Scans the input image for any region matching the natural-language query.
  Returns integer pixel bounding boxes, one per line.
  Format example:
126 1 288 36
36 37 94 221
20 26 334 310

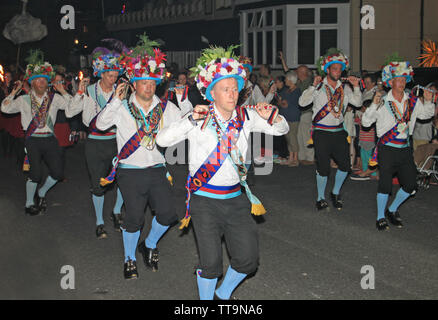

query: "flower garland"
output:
381 61 414 87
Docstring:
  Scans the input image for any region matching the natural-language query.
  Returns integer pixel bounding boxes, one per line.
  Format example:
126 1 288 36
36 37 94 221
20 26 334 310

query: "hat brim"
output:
130 77 162 84
97 69 124 78
324 61 347 73
243 64 253 73
205 75 245 102
384 75 412 88
28 75 51 84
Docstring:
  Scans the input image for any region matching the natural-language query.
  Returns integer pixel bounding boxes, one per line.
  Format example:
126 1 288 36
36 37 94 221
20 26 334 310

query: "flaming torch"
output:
0 65 4 82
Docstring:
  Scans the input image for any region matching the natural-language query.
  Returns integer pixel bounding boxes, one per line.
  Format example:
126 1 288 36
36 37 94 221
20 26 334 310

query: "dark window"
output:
320 8 338 24
298 30 315 65
266 10 272 26
248 32 254 60
276 9 283 25
276 30 283 59
247 12 253 28
320 29 337 56
298 8 315 24
256 11 262 27
266 31 273 65
257 32 263 64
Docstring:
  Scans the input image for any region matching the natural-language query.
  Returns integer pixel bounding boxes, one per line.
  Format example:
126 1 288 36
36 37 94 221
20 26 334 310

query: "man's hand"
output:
313 76 322 87
53 81 67 95
192 105 209 120
373 90 384 106
11 80 22 96
115 82 127 100
255 102 275 120
347 76 360 88
78 77 90 93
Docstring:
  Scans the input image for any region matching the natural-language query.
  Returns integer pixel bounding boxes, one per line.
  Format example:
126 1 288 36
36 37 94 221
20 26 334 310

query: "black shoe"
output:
35 195 47 213
376 218 389 231
124 259 138 280
330 192 343 211
385 209 403 228
316 199 329 211
111 212 122 232
25 205 41 216
96 225 108 239
138 241 159 272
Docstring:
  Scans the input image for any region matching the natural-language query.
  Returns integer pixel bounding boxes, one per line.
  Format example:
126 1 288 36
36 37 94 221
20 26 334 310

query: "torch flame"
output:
79 71 83 81
0 65 4 82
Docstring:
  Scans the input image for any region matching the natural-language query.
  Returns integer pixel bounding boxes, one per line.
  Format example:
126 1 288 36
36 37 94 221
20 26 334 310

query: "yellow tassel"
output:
347 136 351 144
167 174 173 186
369 160 378 167
307 138 314 146
179 216 191 230
22 164 30 172
100 178 112 187
251 203 266 216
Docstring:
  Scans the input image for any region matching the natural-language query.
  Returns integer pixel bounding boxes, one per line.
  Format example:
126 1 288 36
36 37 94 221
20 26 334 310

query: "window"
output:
320 8 337 24
320 29 337 55
298 30 315 65
298 8 315 24
242 7 285 67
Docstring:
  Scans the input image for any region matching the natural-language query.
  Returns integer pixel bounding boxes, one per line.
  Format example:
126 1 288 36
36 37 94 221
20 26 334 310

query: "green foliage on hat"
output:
189 44 240 78
25 49 44 66
383 52 404 66
129 32 161 57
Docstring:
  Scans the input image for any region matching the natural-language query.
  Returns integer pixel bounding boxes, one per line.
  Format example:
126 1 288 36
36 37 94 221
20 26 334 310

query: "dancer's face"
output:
389 77 406 93
211 77 239 116
134 79 156 102
101 71 119 88
31 77 49 95
327 64 342 82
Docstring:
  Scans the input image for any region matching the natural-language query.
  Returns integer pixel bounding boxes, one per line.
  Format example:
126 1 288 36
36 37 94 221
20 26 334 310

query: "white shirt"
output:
96 94 182 168
174 93 193 116
1 90 71 132
362 90 435 139
156 105 289 186
362 86 377 103
65 81 115 127
298 78 362 127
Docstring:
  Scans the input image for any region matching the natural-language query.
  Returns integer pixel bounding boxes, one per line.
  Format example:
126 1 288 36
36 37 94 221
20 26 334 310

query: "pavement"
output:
0 140 437 300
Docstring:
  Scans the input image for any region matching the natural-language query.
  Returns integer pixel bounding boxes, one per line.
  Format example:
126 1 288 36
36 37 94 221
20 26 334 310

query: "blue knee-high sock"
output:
215 266 247 300
122 229 140 262
316 173 328 201
196 270 218 300
145 217 169 249
377 193 389 220
332 170 348 195
26 180 38 207
388 188 411 213
113 188 124 214
92 194 105 226
38 176 58 197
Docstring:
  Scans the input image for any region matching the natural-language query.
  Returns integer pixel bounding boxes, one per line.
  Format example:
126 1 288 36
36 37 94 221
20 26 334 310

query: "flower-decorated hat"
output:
317 48 350 76
119 33 166 84
24 49 55 84
381 53 414 87
91 38 130 78
239 55 253 73
190 45 246 101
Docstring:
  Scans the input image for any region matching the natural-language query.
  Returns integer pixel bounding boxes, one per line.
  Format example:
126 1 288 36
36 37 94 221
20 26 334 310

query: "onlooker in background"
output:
276 71 302 166
350 99 378 180
413 83 437 150
362 74 378 102
273 76 289 162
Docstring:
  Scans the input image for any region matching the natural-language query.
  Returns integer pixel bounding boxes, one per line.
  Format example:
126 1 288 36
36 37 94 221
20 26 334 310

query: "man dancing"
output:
361 60 435 230
156 45 289 300
1 50 71 215
66 46 125 238
299 48 362 211
96 34 190 279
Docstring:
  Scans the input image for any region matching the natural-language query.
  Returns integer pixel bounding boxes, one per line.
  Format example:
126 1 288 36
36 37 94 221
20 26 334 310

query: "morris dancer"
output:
156 45 289 300
299 48 362 211
1 50 71 215
66 45 125 238
362 61 435 230
96 34 190 279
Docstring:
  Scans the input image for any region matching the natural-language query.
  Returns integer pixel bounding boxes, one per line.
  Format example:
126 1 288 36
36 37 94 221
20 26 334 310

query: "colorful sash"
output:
369 94 418 166
308 85 348 145
100 99 168 186
179 105 266 229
